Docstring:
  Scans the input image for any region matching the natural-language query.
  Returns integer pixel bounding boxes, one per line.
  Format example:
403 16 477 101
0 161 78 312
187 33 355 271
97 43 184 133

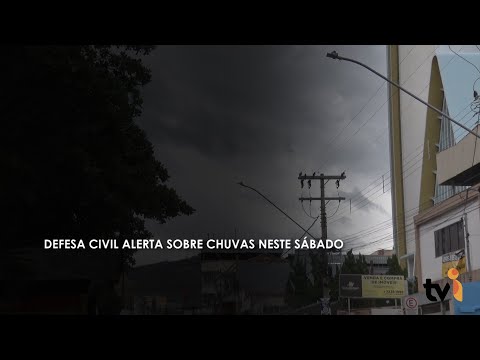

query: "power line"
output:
281 216 320 258
345 191 480 254
329 153 426 224
333 140 426 212
346 201 480 255
315 46 417 170
334 153 467 240
329 142 432 224
292 47 480 300
318 46 436 170
329 63 477 225
339 177 479 248
327 200 342 219
334 173 460 246
448 45 480 79
287 200 480 313
317 46 466 218
295 46 475 272
323 46 448 172
399 45 463 115
298 151 429 254
238 181 317 240
458 111 480 275
322 82 386 153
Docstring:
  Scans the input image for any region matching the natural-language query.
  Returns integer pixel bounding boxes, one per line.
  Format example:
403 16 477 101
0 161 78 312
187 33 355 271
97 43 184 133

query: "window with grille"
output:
434 220 465 258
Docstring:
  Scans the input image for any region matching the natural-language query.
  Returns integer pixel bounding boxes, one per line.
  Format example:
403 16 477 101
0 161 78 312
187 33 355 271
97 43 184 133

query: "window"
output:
434 220 465 257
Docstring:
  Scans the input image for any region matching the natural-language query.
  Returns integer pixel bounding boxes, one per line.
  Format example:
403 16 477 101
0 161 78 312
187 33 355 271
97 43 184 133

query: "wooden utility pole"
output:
298 172 346 298
298 173 346 241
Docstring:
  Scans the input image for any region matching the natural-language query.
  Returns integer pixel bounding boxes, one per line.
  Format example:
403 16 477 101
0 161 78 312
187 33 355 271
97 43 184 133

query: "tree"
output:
285 250 331 309
341 249 369 275
2 46 194 311
328 249 369 309
286 255 311 308
371 254 409 306
386 254 417 294
327 264 340 301
308 250 328 299
386 254 408 277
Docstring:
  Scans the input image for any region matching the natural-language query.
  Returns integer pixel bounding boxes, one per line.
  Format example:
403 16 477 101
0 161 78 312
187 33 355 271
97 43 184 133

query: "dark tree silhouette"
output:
386 254 408 277
1 46 194 292
286 256 311 308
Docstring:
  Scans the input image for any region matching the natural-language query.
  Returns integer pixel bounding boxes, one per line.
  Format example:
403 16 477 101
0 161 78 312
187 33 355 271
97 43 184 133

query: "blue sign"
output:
454 281 480 315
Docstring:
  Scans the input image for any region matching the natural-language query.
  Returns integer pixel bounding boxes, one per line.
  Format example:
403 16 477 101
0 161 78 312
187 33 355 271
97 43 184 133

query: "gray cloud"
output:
341 186 390 217
135 45 391 265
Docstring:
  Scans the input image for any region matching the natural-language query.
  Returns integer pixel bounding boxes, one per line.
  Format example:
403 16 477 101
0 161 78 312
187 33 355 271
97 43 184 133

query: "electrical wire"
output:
448 45 480 82
335 179 458 248
329 153 425 224
331 142 430 222
316 46 467 217
330 146 464 231
281 216 320 258
459 111 480 241
314 47 417 175
301 200 318 220
329 86 477 223
323 83 386 153
238 181 317 240
288 46 475 288
318 46 437 170
344 192 480 254
286 200 480 312
288 113 479 310
327 197 342 219
288 201 480 292
323 45 447 171
399 45 463 115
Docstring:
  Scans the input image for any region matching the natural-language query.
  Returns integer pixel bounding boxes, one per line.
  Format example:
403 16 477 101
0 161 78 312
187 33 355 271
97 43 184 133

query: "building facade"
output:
388 45 480 314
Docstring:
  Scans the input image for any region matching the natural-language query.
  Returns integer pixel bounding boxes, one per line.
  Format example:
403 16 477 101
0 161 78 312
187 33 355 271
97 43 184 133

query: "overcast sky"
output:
134 45 392 265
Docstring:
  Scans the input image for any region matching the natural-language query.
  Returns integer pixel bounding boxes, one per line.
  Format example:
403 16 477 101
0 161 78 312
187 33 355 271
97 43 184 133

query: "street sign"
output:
405 296 418 310
339 274 405 299
404 295 418 315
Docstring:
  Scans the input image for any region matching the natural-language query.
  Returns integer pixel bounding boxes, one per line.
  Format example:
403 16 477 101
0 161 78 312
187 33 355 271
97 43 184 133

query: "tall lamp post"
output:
326 50 480 140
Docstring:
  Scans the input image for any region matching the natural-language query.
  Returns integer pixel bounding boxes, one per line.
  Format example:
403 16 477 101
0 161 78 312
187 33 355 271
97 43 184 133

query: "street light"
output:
326 50 480 140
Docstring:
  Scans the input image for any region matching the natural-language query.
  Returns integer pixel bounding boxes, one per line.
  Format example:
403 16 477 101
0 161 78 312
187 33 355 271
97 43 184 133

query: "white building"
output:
387 45 480 314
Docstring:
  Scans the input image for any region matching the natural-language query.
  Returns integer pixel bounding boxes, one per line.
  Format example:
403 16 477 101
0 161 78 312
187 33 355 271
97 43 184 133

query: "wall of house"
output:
418 197 480 283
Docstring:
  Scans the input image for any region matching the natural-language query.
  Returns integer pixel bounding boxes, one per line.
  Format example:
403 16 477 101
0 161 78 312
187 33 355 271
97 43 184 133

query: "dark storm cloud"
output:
140 46 296 158
140 45 385 158
135 45 391 264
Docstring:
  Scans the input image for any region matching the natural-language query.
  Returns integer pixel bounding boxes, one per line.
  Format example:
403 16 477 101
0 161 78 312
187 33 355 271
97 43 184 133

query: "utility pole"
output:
321 176 327 242
463 213 472 282
298 172 346 298
298 173 346 241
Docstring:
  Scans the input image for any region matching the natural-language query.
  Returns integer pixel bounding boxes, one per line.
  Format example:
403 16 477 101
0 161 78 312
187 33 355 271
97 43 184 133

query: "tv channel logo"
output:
423 268 463 302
